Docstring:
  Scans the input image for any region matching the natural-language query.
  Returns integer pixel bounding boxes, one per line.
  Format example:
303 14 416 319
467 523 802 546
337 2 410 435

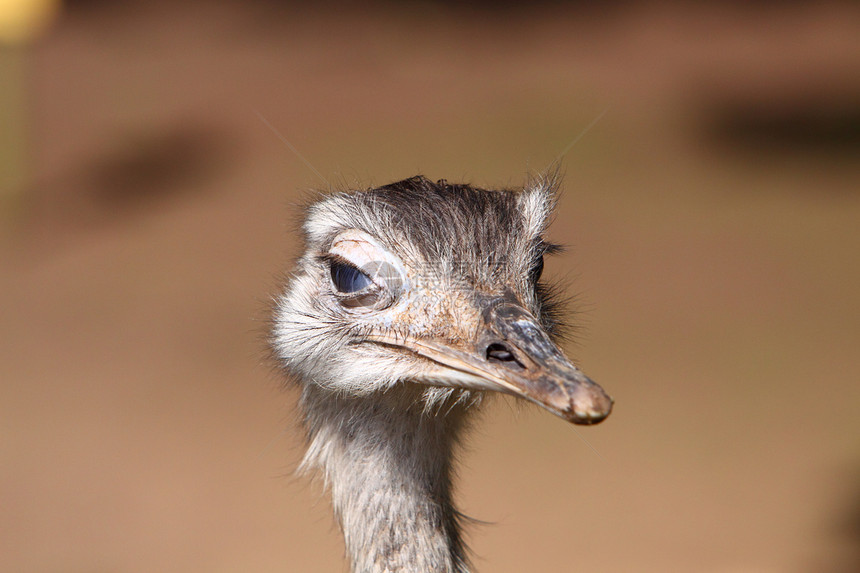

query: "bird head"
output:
272 176 612 425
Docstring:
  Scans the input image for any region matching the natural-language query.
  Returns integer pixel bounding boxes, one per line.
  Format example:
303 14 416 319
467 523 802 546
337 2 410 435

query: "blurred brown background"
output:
2 1 859 572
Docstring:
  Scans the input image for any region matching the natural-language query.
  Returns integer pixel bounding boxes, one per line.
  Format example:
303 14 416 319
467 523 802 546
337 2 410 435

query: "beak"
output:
369 296 613 425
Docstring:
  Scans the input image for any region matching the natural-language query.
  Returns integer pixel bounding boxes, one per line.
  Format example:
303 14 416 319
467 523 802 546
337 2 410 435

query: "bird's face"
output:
273 177 612 425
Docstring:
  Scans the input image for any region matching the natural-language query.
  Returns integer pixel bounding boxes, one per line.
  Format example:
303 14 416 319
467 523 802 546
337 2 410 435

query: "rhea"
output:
271 175 612 573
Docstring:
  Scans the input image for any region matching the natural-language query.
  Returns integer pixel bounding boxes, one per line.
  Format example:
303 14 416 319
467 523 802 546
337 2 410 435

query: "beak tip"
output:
567 393 613 425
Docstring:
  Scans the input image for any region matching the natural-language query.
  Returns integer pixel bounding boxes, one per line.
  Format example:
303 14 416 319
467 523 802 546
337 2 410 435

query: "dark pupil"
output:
530 255 544 283
330 261 372 293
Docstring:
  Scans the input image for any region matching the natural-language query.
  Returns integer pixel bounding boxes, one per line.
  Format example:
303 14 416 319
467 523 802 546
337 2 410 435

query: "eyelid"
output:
318 253 350 267
320 254 371 280
528 254 544 282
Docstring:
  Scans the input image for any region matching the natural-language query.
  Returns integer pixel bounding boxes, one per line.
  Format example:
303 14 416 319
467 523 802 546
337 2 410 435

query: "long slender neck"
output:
300 384 472 573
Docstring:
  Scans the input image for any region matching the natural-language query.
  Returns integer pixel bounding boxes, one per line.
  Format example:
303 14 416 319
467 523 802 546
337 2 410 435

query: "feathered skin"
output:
271 175 612 573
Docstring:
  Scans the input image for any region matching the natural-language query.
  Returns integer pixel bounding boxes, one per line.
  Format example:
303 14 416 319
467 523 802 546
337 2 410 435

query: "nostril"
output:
486 343 525 369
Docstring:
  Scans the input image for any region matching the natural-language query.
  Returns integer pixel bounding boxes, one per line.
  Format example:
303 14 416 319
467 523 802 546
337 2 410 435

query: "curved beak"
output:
369 296 613 425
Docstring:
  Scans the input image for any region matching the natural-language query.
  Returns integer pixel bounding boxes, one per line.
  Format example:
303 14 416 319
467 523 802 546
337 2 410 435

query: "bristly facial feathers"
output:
271 174 612 573
273 175 564 399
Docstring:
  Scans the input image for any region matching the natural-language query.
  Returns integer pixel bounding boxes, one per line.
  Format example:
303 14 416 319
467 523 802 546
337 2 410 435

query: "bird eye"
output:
330 260 373 294
529 255 544 283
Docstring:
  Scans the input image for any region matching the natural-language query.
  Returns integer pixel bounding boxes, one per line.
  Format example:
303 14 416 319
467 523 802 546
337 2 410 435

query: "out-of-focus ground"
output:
1 1 859 572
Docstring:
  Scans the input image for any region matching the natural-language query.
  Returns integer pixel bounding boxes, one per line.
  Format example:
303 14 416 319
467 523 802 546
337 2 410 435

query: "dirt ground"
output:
2 1 859 572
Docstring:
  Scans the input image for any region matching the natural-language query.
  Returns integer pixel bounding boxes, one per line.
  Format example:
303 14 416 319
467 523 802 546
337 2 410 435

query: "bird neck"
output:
300 384 472 573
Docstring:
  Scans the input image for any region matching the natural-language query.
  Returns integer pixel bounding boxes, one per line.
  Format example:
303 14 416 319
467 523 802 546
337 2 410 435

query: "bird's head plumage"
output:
272 175 612 424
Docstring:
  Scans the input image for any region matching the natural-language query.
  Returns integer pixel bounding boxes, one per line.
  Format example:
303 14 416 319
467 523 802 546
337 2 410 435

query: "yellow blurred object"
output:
0 0 60 45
